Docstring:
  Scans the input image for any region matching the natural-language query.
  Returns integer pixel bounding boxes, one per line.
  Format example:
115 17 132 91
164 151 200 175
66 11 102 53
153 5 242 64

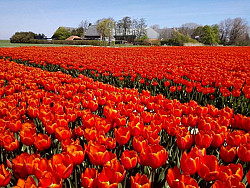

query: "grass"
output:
0 40 75 48
0 40 149 48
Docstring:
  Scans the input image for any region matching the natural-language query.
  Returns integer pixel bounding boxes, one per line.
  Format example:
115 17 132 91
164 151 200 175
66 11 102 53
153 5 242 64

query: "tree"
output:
160 28 175 40
219 17 249 45
117 16 132 40
53 27 71 40
178 22 200 37
79 19 89 31
71 27 84 38
151 24 160 30
192 25 220 44
10 32 35 43
96 18 115 43
135 18 147 38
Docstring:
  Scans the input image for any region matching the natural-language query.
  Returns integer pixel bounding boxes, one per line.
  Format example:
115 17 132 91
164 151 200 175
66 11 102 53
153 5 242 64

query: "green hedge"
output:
29 39 110 46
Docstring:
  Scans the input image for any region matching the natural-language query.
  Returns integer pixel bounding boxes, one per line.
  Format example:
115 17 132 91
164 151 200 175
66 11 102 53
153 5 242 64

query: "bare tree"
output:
160 27 175 40
178 22 200 37
151 24 160 30
219 17 249 45
118 16 132 40
134 18 147 38
79 19 89 31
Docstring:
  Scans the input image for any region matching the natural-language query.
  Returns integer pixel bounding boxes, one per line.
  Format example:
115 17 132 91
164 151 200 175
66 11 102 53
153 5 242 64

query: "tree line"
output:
10 16 249 46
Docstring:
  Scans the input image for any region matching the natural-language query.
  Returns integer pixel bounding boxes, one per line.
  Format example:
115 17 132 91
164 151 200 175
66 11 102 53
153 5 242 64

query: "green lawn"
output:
0 40 148 48
0 40 72 48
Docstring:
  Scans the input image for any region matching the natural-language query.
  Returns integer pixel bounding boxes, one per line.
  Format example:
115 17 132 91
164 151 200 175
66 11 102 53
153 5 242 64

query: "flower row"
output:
0 59 249 187
0 46 249 115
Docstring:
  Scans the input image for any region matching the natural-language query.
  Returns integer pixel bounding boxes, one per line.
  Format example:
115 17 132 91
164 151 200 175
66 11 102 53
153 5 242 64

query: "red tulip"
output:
198 155 219 181
195 130 213 149
176 131 194 150
2 134 19 151
131 173 151 188
170 86 176 93
210 130 225 148
166 166 199 188
66 144 85 166
107 159 126 183
9 120 22 132
20 127 36 146
33 158 49 179
0 164 11 187
180 151 199 175
115 126 130 145
224 176 246 188
237 142 250 162
139 144 168 169
133 136 148 153
226 130 244 147
55 126 71 141
38 171 63 188
220 145 237 163
105 137 116 150
49 153 73 179
14 176 37 188
128 120 144 137
85 141 109 166
81 168 98 188
98 167 118 188
121 150 138 170
34 133 51 151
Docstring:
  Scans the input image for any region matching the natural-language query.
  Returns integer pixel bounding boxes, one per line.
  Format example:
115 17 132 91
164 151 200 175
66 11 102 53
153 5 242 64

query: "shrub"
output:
10 32 35 43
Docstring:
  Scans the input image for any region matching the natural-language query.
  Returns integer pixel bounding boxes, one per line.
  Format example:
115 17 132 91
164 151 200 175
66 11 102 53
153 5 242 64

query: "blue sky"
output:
0 0 249 39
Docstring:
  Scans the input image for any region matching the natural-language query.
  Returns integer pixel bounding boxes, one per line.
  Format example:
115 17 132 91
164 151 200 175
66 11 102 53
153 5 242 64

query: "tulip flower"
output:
0 164 11 187
34 133 51 151
49 153 73 179
166 166 198 188
219 145 237 163
3 134 19 151
195 130 213 149
133 136 148 153
81 168 98 188
38 171 63 188
225 130 245 147
114 126 130 146
19 127 36 146
121 150 138 170
98 167 118 188
66 144 85 166
198 155 219 181
14 176 37 188
237 142 250 162
180 151 199 175
131 173 151 188
85 141 109 166
54 126 71 141
139 144 168 169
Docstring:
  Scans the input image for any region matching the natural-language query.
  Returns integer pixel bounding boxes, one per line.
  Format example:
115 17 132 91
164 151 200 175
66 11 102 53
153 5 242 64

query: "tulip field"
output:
0 46 249 188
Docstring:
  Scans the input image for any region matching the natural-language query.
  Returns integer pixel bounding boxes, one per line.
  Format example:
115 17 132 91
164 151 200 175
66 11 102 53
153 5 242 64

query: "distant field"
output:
0 40 76 48
0 40 145 48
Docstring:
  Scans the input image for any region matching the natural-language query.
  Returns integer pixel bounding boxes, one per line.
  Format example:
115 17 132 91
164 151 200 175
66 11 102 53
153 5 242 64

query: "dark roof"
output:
84 25 100 37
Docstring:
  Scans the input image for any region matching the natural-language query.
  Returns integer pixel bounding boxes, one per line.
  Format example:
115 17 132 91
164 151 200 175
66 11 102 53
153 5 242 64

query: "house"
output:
65 36 82 40
155 28 176 40
146 28 160 40
84 25 101 40
114 28 136 42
